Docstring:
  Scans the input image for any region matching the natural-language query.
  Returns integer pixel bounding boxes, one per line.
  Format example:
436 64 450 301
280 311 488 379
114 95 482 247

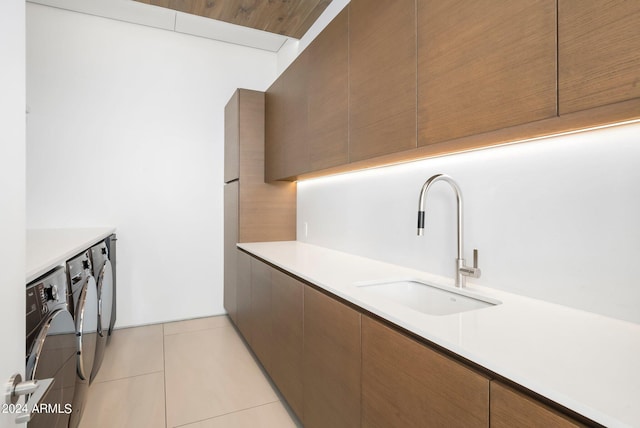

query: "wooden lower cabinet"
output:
235 250 252 343
223 183 238 324
303 286 361 428
361 316 489 427
249 258 272 371
237 255 592 428
490 381 585 428
270 270 304 420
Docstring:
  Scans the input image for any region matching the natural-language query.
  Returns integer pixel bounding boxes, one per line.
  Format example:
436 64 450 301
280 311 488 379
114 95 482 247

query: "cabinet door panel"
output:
232 89 296 243
270 270 304 420
224 90 239 183
223 182 238 323
307 7 349 171
559 1 640 114
236 250 252 342
418 0 557 146
362 316 489 427
250 258 272 371
263 80 283 182
265 52 309 181
304 287 361 428
349 0 417 161
490 381 584 428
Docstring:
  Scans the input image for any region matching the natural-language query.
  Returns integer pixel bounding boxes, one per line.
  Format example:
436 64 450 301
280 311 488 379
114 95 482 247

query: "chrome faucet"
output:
417 174 481 288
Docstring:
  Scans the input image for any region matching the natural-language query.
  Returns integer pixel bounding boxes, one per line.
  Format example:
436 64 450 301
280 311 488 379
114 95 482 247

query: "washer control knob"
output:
44 285 58 302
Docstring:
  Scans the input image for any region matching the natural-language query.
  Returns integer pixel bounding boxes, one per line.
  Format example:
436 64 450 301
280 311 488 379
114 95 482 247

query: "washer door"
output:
75 276 98 381
96 260 113 337
26 309 76 428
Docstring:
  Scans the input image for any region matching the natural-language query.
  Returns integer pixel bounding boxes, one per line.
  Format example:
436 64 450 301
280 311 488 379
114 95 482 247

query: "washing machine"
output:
25 266 77 428
66 252 98 428
106 234 117 337
88 239 113 383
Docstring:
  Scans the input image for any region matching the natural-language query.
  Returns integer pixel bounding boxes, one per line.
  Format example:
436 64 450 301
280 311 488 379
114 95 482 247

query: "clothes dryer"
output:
88 239 113 383
25 266 76 428
66 252 98 428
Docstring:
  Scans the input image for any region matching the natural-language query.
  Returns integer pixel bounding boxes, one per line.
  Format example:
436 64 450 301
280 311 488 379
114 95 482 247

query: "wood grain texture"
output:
559 0 640 114
362 316 489 428
224 89 295 341
293 98 640 182
237 89 296 242
223 182 238 324
303 286 361 428
134 0 332 39
490 381 585 428
250 257 273 372
265 53 309 181
349 0 417 162
224 90 239 183
418 0 557 146
307 7 349 170
264 76 287 181
236 250 252 343
270 269 304 421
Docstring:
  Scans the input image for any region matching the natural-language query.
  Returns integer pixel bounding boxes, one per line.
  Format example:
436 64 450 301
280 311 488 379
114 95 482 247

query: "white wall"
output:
298 122 640 325
26 3 277 327
0 1 27 425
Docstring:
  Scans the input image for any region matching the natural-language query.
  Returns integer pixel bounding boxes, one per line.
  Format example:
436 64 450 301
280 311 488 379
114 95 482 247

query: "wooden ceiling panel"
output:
134 0 332 39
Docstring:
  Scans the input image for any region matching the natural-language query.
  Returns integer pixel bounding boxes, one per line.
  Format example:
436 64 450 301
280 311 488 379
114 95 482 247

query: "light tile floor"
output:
79 316 301 428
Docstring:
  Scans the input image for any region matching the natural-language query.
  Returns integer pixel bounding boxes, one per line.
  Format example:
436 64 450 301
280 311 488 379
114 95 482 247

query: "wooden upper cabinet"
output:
418 0 557 146
490 381 585 428
349 0 417 162
303 286 361 428
224 90 239 183
270 269 304 421
362 316 489 427
227 89 295 243
307 7 349 171
265 8 348 181
264 77 286 182
559 1 640 114
265 51 309 181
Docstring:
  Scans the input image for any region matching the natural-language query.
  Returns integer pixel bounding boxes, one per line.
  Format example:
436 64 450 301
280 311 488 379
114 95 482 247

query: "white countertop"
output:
238 241 640 428
26 227 116 282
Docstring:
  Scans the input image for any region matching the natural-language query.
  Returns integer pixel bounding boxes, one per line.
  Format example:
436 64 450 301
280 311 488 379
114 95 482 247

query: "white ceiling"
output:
27 0 291 52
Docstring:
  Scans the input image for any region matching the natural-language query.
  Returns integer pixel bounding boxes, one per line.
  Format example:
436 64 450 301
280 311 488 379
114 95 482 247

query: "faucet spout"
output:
417 174 463 260
417 174 480 288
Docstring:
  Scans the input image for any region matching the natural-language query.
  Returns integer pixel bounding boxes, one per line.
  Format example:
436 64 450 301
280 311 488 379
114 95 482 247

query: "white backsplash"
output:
298 121 640 324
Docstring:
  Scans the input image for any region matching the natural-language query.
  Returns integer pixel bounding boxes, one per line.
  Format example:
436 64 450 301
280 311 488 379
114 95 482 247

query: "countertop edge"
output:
26 227 116 283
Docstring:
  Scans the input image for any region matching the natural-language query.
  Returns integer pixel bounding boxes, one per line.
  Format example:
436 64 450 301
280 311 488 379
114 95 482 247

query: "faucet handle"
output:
460 249 481 279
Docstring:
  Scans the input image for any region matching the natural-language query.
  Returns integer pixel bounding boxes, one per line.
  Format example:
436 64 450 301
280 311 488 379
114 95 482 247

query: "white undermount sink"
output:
355 279 501 316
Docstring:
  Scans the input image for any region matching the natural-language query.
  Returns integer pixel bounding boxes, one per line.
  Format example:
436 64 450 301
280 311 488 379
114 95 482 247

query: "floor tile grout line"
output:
228 324 302 427
98 318 292 428
92 369 165 385
171 400 281 428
